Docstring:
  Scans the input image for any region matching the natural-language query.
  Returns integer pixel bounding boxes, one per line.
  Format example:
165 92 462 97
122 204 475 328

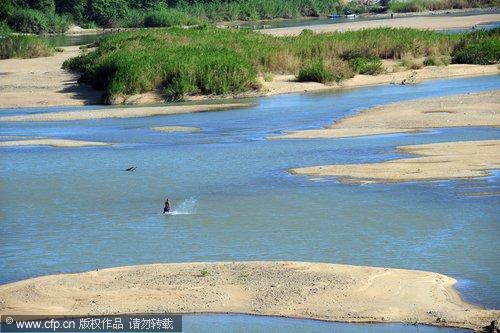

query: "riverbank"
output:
290 140 500 183
0 46 102 108
273 90 500 139
0 261 498 330
261 13 500 36
0 37 497 110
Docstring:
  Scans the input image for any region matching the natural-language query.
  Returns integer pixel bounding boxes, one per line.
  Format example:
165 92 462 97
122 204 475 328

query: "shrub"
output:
7 8 69 34
297 60 335 83
87 0 129 27
452 38 500 65
0 21 12 35
423 55 451 66
401 56 424 69
0 35 53 59
348 57 384 74
144 8 197 27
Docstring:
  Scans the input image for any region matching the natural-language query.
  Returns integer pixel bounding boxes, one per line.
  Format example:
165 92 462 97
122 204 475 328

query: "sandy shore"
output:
152 126 201 133
290 140 500 183
262 13 500 36
273 90 500 140
0 139 110 148
0 46 102 108
0 139 111 148
0 103 252 122
0 261 498 330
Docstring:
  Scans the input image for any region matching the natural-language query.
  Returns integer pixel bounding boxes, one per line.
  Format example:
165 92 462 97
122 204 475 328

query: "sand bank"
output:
0 139 110 148
0 46 102 108
262 65 498 98
262 13 500 36
0 103 252 122
0 261 498 330
273 90 500 140
152 126 201 133
290 140 500 183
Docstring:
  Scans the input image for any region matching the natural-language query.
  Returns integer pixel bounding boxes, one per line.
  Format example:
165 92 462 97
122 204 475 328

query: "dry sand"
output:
0 103 252 122
290 140 500 183
262 13 500 36
0 139 110 148
152 126 201 133
0 46 102 108
274 90 500 139
0 261 498 330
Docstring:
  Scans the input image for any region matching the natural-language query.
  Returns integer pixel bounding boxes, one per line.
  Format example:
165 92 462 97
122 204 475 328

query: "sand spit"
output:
262 13 500 36
152 126 201 133
0 46 102 108
0 262 498 330
0 139 110 148
262 65 498 99
0 103 252 122
290 140 500 183
274 90 500 140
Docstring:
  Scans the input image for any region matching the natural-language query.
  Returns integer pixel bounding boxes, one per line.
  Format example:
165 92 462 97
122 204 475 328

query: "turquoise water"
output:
0 76 499 332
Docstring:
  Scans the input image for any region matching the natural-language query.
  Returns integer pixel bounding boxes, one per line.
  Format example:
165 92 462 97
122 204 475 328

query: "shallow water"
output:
0 75 499 318
182 314 470 332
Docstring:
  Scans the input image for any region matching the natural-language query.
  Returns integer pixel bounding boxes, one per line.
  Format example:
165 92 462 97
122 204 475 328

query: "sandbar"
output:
0 46 102 108
152 126 201 133
273 90 500 139
290 140 500 183
262 13 500 36
0 139 110 148
0 261 498 330
0 103 252 122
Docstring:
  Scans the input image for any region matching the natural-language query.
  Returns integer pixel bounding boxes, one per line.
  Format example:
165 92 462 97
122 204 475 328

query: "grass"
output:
452 29 500 65
388 0 496 12
0 35 54 59
7 8 70 34
62 27 499 103
198 269 210 277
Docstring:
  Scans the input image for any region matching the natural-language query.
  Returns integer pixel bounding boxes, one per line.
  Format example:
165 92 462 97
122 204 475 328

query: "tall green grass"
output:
389 0 496 12
62 27 498 102
7 8 70 34
0 35 54 59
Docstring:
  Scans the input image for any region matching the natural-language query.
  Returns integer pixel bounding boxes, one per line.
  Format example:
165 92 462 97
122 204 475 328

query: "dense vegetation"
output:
388 0 496 12
3 0 494 34
62 27 499 103
0 35 54 59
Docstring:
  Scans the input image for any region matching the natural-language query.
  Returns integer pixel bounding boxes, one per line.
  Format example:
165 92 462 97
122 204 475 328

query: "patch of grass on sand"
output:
452 29 500 65
0 35 54 59
62 26 498 103
389 0 496 12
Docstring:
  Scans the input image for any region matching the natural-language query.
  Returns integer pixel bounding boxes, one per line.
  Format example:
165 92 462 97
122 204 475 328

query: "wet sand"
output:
0 104 252 122
0 261 498 330
273 90 500 139
152 126 201 133
290 140 500 183
0 139 110 148
262 13 500 36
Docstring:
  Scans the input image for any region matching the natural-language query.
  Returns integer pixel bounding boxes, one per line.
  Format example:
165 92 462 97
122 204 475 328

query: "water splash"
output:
168 197 197 215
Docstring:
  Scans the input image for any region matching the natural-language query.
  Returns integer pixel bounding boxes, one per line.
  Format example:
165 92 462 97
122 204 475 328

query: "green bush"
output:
0 35 53 59
452 38 500 64
0 21 12 35
7 8 69 34
348 57 384 74
144 8 197 27
87 0 129 27
297 61 335 83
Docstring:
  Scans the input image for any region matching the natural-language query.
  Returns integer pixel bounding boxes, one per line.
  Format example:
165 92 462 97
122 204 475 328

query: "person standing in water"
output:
163 198 171 214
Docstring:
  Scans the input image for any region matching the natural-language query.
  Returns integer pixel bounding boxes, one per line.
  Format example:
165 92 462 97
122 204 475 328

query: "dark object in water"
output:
125 166 137 171
164 198 171 214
